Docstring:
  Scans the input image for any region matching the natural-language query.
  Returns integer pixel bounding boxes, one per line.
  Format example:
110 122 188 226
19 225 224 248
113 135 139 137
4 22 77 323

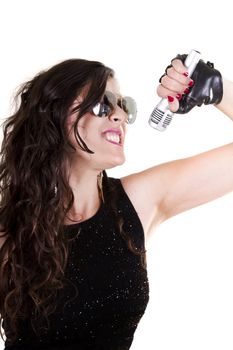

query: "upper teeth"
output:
105 132 120 143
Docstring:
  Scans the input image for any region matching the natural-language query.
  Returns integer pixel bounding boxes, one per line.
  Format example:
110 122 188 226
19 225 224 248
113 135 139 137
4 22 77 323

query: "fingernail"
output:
183 72 189 77
176 93 182 100
183 88 189 94
188 80 194 87
167 95 174 102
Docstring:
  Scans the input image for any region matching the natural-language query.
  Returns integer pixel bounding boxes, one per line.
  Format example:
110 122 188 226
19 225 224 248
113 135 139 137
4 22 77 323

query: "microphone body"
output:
149 49 201 131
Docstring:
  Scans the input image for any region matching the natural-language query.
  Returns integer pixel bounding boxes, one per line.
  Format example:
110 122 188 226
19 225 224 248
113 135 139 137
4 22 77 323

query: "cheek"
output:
77 117 102 145
77 125 98 149
66 122 89 152
77 125 88 141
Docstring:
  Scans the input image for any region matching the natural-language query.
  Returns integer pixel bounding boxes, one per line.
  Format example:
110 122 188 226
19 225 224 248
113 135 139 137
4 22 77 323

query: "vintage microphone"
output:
149 49 201 131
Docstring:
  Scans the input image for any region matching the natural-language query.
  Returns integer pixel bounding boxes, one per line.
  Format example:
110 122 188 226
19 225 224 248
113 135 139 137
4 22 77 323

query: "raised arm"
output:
121 54 233 237
216 78 233 120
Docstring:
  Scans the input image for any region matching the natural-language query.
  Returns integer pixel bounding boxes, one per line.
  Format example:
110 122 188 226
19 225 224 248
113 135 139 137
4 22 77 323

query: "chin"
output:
105 155 126 169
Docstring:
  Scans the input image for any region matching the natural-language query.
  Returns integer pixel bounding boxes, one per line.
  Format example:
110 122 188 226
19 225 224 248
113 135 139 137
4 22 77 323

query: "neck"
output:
64 164 103 225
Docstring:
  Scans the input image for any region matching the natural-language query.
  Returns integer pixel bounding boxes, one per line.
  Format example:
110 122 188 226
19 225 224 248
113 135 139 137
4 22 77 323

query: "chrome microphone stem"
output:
149 49 201 131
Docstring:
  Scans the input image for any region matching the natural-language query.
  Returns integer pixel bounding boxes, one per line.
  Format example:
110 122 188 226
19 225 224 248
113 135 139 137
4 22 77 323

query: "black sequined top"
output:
3 178 149 350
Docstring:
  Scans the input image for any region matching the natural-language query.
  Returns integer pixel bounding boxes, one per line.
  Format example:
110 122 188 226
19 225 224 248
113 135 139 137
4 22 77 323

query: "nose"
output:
108 106 127 123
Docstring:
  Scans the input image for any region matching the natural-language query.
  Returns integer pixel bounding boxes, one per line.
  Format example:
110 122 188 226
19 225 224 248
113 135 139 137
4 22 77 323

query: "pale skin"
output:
1 59 233 248
122 62 233 238
65 59 233 241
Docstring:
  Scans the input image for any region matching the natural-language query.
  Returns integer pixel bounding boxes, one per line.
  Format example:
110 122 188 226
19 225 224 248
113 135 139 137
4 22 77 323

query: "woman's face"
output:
67 78 128 171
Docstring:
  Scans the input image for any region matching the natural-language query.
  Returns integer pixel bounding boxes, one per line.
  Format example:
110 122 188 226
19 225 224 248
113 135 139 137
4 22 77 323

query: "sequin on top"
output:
4 178 149 350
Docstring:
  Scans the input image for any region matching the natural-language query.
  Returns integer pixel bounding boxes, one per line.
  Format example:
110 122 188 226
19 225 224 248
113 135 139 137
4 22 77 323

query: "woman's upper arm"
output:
121 142 233 235
121 164 171 235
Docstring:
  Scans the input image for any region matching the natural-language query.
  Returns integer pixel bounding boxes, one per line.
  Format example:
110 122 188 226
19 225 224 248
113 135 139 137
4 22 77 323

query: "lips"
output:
102 128 123 146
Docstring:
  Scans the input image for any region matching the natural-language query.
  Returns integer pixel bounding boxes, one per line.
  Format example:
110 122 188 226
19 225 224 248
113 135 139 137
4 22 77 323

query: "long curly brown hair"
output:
0 59 146 343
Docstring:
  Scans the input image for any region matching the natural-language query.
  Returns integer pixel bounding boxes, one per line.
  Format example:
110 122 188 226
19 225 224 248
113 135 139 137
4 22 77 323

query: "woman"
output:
0 54 232 349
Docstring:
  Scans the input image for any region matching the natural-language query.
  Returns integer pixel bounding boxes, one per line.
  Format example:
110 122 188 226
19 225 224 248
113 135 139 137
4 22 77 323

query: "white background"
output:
1 1 233 349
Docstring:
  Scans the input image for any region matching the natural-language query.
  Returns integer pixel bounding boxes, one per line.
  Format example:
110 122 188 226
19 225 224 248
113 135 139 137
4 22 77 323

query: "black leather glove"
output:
160 54 223 114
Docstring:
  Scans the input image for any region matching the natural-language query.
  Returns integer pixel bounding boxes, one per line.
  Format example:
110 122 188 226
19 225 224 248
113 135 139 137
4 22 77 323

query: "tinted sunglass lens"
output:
122 97 137 124
92 91 116 117
104 91 117 110
92 103 111 117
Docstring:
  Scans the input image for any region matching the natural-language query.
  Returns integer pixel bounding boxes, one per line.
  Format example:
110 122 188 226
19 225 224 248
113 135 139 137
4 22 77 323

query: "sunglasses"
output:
91 91 137 124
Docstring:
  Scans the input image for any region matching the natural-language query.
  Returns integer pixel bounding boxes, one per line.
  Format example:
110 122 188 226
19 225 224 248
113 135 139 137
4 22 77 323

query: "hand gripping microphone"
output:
149 49 201 131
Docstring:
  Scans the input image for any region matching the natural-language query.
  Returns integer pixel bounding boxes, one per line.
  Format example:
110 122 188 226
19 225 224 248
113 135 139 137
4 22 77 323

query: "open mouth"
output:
102 130 122 145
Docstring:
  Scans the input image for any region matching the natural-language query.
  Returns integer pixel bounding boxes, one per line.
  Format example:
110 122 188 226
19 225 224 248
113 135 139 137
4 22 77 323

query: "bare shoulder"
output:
120 164 171 207
120 167 167 236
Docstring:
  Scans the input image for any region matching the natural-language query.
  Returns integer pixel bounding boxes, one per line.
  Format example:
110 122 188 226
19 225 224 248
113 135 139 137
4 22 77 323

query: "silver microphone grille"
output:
149 107 173 131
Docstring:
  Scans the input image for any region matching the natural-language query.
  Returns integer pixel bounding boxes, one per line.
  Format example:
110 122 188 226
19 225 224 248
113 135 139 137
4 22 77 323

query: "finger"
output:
156 85 180 113
157 83 180 98
157 83 190 100
166 65 190 85
171 58 188 74
160 75 188 95
171 59 194 84
167 95 179 112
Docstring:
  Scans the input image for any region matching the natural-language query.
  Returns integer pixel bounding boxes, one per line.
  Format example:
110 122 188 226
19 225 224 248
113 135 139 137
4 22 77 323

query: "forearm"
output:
215 78 233 121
